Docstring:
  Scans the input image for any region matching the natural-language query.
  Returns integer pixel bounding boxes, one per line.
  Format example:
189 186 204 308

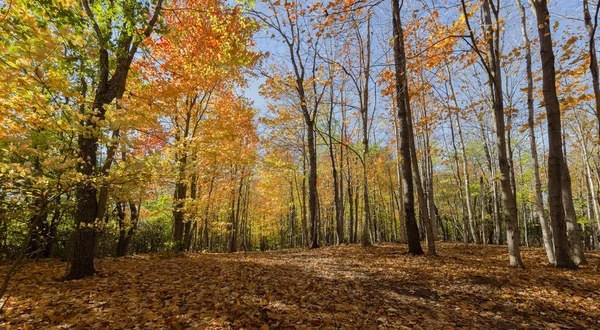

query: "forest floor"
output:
1 243 599 329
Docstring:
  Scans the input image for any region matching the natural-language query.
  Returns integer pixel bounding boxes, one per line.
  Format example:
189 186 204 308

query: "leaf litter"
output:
1 242 599 329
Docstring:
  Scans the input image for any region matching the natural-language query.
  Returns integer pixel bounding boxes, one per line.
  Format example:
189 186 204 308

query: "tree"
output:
461 0 524 267
67 0 163 280
251 1 333 248
133 0 259 251
516 0 555 265
392 0 424 255
530 0 577 269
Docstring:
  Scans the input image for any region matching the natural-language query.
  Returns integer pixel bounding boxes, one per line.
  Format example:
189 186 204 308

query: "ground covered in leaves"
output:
2 243 599 329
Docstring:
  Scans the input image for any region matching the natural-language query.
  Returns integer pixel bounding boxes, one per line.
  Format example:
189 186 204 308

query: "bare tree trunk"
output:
576 116 600 248
360 17 373 247
307 120 319 248
229 171 245 253
301 149 309 247
531 0 577 269
457 109 478 244
561 154 586 264
446 64 479 244
480 177 487 244
584 163 599 250
450 110 469 242
393 116 407 243
392 0 423 255
325 66 343 245
172 151 188 252
184 174 198 251
424 129 438 241
116 202 140 257
480 121 502 245
339 91 346 244
408 113 435 253
348 171 355 244
463 0 524 267
516 0 555 264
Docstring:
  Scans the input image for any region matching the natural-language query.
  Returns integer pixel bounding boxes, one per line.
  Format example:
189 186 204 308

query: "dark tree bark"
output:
392 0 423 255
43 205 60 258
67 0 163 280
301 149 309 247
530 0 577 269
407 101 435 254
516 0 555 264
116 202 141 257
229 172 244 253
184 174 198 251
561 156 586 264
26 200 49 259
172 157 187 251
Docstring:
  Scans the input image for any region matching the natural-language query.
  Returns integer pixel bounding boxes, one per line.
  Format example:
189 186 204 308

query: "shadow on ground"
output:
1 242 599 329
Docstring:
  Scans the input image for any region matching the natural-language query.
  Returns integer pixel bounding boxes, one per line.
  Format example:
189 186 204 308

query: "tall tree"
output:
392 0 424 255
461 0 524 267
251 1 329 248
530 0 577 269
67 0 163 280
516 0 555 265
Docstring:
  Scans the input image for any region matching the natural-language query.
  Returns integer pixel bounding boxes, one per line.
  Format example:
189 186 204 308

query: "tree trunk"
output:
116 202 139 257
408 120 435 252
43 204 60 258
307 120 319 248
480 177 487 245
577 117 600 249
425 132 438 241
301 149 309 247
68 0 162 280
477 0 524 267
531 0 577 269
479 121 502 245
445 63 478 244
449 109 469 243
172 160 187 252
360 17 373 247
27 200 49 259
348 172 355 244
561 158 586 264
184 175 198 251
327 69 343 245
393 115 407 243
229 172 244 253
392 0 423 255
516 0 555 264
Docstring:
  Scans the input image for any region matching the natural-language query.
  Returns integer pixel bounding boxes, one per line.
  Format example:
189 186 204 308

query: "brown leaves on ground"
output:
1 243 599 329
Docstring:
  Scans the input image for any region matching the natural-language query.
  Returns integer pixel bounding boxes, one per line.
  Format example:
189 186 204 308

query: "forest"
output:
1 0 600 328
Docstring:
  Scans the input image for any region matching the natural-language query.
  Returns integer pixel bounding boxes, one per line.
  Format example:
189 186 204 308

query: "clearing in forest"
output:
1 242 599 329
